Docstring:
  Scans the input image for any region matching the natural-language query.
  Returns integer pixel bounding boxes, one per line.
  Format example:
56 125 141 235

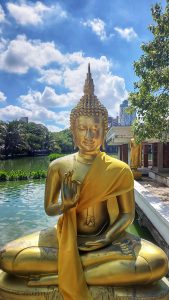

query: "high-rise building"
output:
119 100 136 126
108 116 119 128
19 117 28 123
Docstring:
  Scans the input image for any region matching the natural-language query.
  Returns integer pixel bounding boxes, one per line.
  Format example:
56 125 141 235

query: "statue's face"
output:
74 115 104 152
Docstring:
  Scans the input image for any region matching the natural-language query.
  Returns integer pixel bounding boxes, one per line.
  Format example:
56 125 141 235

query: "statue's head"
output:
70 64 108 152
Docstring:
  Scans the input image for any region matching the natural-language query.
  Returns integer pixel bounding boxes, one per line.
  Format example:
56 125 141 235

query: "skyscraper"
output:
108 116 119 128
119 100 136 126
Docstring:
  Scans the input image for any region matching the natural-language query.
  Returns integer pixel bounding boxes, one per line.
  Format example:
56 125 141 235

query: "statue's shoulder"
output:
48 153 75 171
104 153 130 170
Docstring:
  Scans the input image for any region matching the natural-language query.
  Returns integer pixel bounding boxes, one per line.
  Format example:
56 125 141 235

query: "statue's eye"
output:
78 126 85 130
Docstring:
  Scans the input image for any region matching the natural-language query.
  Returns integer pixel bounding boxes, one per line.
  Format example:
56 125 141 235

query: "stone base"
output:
0 271 169 300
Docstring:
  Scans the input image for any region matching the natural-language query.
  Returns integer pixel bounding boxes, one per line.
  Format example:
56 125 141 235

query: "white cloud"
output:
0 38 7 51
114 27 137 41
0 105 32 121
19 86 73 108
0 35 64 74
38 69 62 85
0 104 70 128
62 56 128 114
0 35 128 125
7 1 67 26
0 91 6 102
82 18 108 41
19 55 127 117
47 125 64 132
0 5 5 23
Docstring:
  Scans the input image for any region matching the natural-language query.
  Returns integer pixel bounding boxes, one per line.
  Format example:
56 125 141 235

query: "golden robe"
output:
57 152 134 300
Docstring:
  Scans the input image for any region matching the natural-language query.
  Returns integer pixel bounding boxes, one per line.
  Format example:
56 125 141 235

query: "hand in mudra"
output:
61 170 81 212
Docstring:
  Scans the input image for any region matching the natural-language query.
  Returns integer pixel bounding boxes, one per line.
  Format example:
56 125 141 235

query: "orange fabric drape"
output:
57 152 134 300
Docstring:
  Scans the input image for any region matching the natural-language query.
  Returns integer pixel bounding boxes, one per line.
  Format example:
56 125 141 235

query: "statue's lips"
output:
83 141 94 146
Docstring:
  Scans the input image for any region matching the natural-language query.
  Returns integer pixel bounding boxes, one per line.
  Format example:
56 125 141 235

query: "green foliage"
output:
49 153 66 161
0 121 8 154
8 170 18 181
0 121 73 157
26 122 49 153
4 121 29 157
128 1 169 143
0 170 7 181
49 129 74 154
0 169 47 181
30 170 47 179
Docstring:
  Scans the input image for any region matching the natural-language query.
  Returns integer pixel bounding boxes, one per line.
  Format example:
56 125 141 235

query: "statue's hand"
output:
61 170 81 213
85 237 111 248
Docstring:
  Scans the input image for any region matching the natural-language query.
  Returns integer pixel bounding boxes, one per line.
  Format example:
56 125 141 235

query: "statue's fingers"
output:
76 182 81 195
67 171 71 189
71 180 81 193
69 170 74 189
73 193 79 204
68 171 74 189
72 180 81 188
70 170 74 178
64 173 68 185
72 181 77 195
85 240 101 247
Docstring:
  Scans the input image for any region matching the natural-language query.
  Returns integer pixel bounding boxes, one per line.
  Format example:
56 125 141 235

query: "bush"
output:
0 169 47 181
48 153 65 162
8 170 17 181
17 170 28 180
0 170 7 181
30 170 47 179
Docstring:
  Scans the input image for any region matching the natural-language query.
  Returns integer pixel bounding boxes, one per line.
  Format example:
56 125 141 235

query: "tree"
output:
0 121 8 155
0 119 73 157
50 129 74 153
128 1 169 143
5 121 28 157
26 122 48 153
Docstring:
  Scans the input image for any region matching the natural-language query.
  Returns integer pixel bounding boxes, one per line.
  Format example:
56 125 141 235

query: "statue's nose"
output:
86 129 94 139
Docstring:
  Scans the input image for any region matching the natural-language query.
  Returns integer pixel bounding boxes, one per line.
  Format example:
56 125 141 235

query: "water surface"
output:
0 179 57 247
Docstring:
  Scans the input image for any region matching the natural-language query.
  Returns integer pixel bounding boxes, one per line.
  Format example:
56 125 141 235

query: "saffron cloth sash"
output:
57 152 134 300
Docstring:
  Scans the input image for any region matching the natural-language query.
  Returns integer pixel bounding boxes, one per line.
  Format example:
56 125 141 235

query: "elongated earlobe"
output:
102 135 106 150
73 134 77 150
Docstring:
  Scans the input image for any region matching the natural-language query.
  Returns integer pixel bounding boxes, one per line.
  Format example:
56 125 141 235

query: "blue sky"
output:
0 0 166 131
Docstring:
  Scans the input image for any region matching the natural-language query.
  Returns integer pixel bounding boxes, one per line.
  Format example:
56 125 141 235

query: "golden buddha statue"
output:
130 138 142 169
130 138 142 179
0 64 168 300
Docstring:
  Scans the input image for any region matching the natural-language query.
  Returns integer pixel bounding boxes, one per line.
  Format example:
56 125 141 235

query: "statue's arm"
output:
44 163 62 216
84 190 135 250
105 189 135 241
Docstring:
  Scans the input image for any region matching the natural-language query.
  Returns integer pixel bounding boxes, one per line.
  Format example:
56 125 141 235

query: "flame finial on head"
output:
70 64 108 132
83 63 94 96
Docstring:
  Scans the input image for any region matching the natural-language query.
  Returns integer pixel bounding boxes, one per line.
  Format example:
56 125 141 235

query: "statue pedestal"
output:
0 271 169 300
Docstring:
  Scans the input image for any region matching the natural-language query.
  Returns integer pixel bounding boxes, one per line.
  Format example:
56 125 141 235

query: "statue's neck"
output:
77 150 101 164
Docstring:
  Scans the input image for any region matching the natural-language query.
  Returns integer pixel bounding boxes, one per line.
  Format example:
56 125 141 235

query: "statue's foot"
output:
28 274 58 287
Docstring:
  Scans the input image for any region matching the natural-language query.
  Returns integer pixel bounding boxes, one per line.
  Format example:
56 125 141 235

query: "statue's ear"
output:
102 134 106 150
72 133 78 150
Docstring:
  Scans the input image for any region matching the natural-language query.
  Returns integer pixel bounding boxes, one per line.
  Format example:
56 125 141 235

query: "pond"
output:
0 178 154 248
0 156 50 172
0 179 57 247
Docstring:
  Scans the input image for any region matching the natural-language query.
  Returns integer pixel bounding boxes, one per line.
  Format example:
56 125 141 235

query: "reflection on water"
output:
0 180 57 247
0 156 50 172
